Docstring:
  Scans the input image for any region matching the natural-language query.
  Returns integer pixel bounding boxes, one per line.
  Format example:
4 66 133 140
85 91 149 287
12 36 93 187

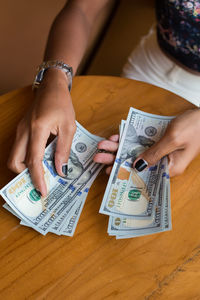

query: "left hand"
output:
93 134 119 174
134 108 200 176
94 109 200 177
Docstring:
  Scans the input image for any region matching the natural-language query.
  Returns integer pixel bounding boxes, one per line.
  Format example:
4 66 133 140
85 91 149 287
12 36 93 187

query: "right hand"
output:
8 69 76 197
93 134 119 174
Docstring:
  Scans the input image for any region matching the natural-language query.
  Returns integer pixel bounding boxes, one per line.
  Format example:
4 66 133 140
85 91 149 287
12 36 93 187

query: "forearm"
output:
44 0 110 74
10 1 112 195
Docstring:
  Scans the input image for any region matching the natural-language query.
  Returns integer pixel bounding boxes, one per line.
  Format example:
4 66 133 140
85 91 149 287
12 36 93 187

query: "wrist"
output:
42 68 69 86
33 60 73 91
35 69 70 96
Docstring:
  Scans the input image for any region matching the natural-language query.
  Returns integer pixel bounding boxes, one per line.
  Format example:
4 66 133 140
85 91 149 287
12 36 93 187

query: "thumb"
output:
133 134 177 172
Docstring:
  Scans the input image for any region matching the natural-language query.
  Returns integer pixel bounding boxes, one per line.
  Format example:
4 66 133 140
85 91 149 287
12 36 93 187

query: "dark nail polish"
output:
97 149 113 154
36 189 42 197
62 164 68 176
97 149 107 153
135 159 148 172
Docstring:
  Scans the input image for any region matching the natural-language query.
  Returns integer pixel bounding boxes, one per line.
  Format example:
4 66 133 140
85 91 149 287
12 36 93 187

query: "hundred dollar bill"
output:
42 163 103 234
100 107 174 219
57 165 104 236
48 168 98 235
3 203 21 219
0 122 103 235
4 206 34 229
116 178 172 239
163 168 171 232
60 203 83 236
48 197 82 235
3 177 87 232
114 162 171 239
2 206 32 228
116 168 172 239
108 158 167 235
22 165 103 235
3 203 34 230
57 198 84 236
61 205 83 236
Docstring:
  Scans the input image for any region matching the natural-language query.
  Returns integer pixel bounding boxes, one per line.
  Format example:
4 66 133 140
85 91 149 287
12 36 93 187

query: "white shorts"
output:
122 27 200 107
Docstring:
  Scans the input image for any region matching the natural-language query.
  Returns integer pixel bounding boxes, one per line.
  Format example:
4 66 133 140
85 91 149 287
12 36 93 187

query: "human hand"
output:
8 69 76 197
134 109 200 176
94 109 200 177
93 134 119 174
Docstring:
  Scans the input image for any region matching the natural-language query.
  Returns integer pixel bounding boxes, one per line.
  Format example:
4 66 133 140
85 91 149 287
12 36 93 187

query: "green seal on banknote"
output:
29 189 41 202
128 189 141 201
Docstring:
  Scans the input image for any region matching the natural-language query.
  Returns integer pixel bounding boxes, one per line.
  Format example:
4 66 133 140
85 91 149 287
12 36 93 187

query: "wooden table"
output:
0 76 200 300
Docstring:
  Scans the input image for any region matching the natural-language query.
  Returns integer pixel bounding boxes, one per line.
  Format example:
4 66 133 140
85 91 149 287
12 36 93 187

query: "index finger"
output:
26 125 50 197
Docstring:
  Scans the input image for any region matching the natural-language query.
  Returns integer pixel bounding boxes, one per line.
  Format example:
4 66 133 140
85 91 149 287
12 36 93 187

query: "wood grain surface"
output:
0 76 200 300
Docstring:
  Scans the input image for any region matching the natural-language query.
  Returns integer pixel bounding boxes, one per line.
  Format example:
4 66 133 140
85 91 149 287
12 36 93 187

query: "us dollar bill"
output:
3 203 21 219
108 157 171 238
48 171 96 235
1 122 103 235
41 163 103 234
58 200 84 236
100 107 174 219
116 173 171 239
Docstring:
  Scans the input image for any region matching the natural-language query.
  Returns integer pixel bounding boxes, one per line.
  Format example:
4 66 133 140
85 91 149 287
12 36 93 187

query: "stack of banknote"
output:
0 122 104 236
99 107 174 239
0 107 174 238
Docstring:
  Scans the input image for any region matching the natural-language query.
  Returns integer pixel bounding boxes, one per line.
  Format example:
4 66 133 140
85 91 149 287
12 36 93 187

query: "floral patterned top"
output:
156 0 200 72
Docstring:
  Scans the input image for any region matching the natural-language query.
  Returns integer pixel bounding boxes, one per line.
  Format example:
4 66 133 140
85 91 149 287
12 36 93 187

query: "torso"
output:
156 0 200 73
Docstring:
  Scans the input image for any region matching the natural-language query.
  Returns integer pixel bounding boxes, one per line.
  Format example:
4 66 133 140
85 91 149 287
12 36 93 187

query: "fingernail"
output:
97 149 107 153
36 189 42 197
62 164 68 176
135 159 148 172
97 149 113 154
